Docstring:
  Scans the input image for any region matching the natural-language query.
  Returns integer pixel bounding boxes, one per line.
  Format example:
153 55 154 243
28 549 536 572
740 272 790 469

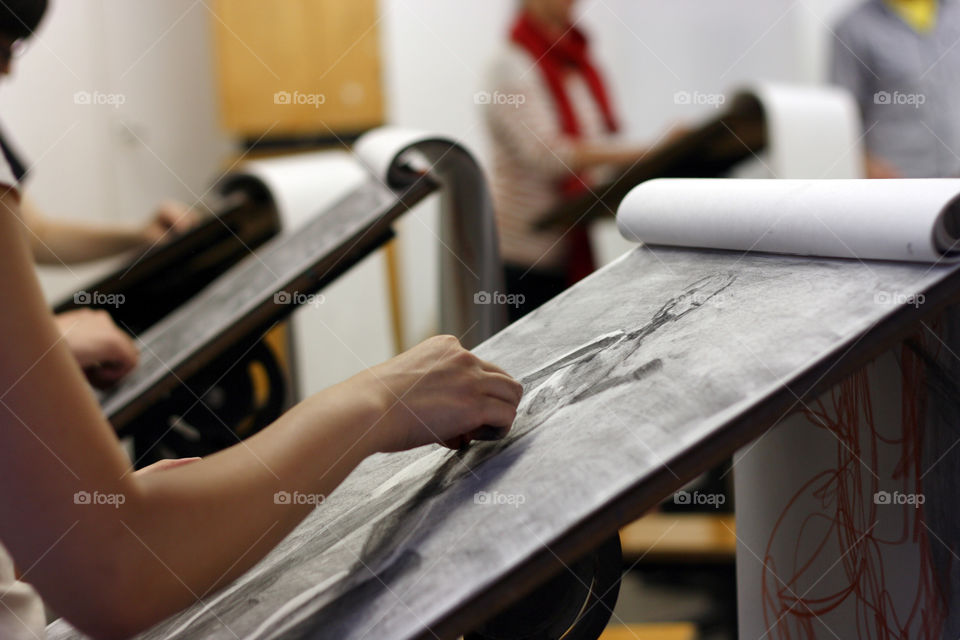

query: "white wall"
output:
0 0 231 301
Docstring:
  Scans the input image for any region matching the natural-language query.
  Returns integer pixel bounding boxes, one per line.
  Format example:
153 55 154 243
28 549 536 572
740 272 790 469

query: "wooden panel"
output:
600 624 698 640
620 514 737 564
211 0 384 138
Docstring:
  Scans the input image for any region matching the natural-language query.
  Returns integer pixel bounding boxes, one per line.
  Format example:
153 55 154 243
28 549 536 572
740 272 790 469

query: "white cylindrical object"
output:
618 178 960 263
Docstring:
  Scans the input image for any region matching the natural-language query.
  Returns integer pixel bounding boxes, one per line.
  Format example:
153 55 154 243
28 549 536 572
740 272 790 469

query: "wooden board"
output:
599 624 697 640
211 0 385 138
48 247 960 640
619 514 736 563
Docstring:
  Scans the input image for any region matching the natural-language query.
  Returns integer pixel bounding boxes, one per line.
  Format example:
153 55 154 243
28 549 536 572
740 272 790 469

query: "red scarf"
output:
510 11 619 283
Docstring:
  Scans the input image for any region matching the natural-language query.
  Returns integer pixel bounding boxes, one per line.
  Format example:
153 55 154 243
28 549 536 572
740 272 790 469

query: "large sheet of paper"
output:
48 243 960 640
618 178 960 263
742 83 863 179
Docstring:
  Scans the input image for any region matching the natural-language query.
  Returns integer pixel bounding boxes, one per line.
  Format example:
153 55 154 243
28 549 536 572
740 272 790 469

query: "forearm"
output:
19 194 147 265
570 142 650 171
67 381 385 637
29 218 146 264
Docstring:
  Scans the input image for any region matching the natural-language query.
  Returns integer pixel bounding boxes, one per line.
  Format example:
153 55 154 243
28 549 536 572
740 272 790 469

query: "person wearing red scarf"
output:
483 0 652 322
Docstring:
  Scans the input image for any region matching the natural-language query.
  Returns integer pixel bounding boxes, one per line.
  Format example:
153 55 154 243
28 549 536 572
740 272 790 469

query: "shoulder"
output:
833 0 884 42
486 44 537 88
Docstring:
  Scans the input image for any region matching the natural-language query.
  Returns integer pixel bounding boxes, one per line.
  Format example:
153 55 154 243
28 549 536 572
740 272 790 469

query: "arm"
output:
0 189 522 639
19 194 198 265
485 55 651 178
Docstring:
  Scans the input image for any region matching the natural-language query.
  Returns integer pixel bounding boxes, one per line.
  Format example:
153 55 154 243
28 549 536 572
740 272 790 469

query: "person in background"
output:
831 0 960 178
0 0 198 388
483 0 661 322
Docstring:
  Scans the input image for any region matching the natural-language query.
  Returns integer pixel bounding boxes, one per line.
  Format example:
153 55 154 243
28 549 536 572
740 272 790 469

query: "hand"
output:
54 309 139 389
134 457 202 476
865 155 901 179
142 200 200 245
663 123 691 145
354 335 523 452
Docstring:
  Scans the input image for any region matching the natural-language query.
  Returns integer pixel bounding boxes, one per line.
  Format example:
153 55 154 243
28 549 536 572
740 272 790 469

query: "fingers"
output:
477 358 511 377
478 372 523 405
147 201 200 244
97 329 140 371
85 362 133 389
479 396 518 430
438 397 517 450
61 310 139 387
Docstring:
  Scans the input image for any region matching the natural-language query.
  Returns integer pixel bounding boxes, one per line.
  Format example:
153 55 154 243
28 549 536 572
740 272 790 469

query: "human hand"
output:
865 155 901 179
55 309 139 389
353 335 523 452
664 122 691 144
142 200 200 245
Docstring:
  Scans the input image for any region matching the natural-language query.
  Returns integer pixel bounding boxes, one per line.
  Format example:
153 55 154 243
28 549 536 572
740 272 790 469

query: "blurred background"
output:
4 0 861 394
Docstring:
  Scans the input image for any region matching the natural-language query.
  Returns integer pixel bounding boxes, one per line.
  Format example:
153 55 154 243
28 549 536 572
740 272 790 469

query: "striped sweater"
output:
482 44 616 270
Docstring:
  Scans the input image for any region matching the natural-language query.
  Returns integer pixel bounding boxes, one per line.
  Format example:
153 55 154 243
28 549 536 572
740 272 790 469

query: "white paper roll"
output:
618 178 960 263
226 151 368 232
740 83 864 179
